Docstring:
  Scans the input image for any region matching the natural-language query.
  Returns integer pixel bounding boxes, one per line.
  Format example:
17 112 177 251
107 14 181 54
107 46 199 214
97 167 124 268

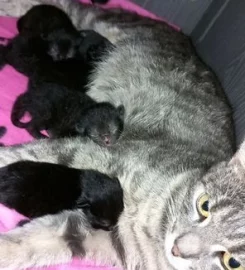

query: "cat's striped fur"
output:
0 1 243 270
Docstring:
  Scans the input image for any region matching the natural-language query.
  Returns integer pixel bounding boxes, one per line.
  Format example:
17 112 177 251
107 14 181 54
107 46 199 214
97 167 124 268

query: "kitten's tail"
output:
0 43 8 70
0 36 10 70
91 0 109 4
0 126 7 147
0 36 10 42
11 94 31 128
0 126 6 138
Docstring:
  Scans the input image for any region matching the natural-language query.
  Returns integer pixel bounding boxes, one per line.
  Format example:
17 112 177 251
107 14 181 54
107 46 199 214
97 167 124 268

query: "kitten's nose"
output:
104 135 111 145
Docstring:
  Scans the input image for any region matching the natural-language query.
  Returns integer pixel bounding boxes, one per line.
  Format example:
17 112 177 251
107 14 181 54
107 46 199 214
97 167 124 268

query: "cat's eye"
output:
222 252 244 270
196 193 209 218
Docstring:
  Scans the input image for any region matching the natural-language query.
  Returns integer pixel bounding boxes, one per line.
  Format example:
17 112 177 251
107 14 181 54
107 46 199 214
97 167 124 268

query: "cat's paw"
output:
0 235 28 270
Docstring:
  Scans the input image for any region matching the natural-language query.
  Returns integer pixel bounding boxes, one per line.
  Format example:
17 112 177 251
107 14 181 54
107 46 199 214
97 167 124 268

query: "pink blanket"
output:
0 1 178 269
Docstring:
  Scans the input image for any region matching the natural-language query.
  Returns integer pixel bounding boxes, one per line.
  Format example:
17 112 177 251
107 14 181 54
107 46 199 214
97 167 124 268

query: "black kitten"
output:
0 5 113 85
17 5 113 69
8 38 124 143
75 103 125 147
17 4 78 39
11 81 125 143
18 4 79 62
0 161 124 230
0 33 88 89
0 5 80 74
0 5 123 144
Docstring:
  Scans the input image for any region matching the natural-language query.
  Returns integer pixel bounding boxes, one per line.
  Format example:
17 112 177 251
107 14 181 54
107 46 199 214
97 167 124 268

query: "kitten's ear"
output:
79 30 90 38
76 198 90 209
117 105 125 119
229 140 245 168
16 17 23 33
75 124 86 135
40 33 48 41
79 202 90 208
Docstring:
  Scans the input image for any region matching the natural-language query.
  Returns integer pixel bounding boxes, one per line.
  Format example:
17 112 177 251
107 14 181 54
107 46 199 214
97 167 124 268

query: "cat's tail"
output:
0 0 40 17
11 94 31 129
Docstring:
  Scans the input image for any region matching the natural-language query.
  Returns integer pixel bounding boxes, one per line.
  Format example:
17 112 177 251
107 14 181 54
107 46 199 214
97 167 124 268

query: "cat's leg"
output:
0 0 41 17
0 210 120 270
0 0 110 28
0 137 112 173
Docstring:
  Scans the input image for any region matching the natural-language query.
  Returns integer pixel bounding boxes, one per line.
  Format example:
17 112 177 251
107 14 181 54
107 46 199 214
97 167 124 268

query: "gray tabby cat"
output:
0 1 243 270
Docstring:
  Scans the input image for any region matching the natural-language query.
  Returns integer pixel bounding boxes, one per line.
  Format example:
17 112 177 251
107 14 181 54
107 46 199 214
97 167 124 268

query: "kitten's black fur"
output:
0 126 6 146
0 31 111 90
15 4 113 80
0 4 80 74
75 103 125 146
0 5 124 145
17 4 78 39
0 161 124 230
11 84 125 146
91 0 109 4
17 4 113 62
7 34 124 143
0 126 6 137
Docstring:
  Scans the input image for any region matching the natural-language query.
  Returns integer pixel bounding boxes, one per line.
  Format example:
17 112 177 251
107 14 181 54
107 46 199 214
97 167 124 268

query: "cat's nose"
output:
171 233 201 258
171 244 181 257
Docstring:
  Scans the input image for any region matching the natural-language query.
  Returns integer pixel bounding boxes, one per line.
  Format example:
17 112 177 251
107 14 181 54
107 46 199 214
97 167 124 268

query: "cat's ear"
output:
229 140 245 168
117 105 125 119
